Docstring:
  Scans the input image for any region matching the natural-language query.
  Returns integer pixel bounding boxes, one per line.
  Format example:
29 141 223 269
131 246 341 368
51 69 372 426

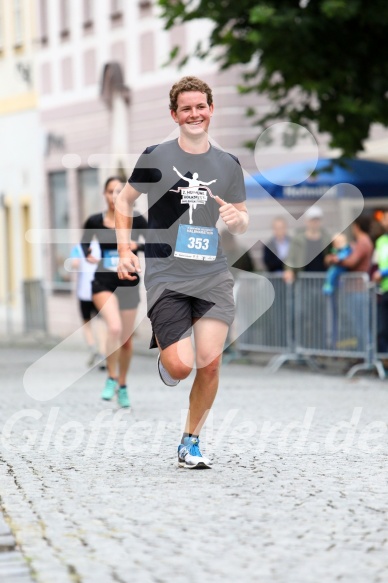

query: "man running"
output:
115 76 248 468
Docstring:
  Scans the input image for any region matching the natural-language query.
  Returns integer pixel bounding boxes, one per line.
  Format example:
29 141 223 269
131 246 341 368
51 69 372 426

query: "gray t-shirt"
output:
128 139 246 289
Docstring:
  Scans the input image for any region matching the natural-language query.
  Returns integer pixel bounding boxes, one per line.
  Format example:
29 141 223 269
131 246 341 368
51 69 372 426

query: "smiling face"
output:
170 91 214 138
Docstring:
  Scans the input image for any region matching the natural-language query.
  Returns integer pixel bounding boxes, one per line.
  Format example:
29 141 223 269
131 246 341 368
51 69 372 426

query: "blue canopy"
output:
245 158 388 199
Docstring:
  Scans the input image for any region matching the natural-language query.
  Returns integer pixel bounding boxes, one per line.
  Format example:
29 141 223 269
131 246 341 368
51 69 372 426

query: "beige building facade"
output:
0 0 44 335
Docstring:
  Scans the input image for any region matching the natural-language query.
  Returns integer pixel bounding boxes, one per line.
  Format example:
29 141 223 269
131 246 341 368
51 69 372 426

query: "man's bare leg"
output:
185 318 228 435
157 318 228 468
157 318 228 430
158 335 194 381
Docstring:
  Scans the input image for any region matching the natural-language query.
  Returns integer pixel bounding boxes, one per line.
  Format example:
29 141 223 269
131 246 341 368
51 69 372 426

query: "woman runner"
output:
81 176 147 407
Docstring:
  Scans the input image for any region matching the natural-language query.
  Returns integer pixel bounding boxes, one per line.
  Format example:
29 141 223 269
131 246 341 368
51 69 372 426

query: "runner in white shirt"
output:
70 240 106 367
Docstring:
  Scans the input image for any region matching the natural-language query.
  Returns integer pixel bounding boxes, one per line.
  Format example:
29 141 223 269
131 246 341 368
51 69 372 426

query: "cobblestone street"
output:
1 345 388 583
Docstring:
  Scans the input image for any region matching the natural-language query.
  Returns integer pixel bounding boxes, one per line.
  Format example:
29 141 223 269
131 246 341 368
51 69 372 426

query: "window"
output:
140 31 155 73
78 168 99 223
60 0 70 39
110 0 123 23
110 41 125 70
111 0 123 13
4 201 15 301
83 49 96 85
169 24 186 66
49 172 71 289
40 62 52 94
83 0 93 30
39 0 48 44
13 0 23 47
61 56 73 91
22 203 33 279
139 0 152 18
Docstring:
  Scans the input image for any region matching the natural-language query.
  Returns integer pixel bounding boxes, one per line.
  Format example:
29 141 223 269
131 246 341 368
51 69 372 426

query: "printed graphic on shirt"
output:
170 166 217 224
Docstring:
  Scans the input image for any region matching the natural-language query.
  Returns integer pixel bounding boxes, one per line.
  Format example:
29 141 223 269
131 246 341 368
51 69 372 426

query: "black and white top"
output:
81 211 148 287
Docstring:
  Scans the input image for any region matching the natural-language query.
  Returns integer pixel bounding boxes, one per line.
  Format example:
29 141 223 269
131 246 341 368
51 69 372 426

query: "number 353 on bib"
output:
174 224 218 261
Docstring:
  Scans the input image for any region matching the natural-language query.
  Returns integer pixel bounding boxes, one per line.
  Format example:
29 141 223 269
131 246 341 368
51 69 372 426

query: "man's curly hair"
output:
169 76 213 112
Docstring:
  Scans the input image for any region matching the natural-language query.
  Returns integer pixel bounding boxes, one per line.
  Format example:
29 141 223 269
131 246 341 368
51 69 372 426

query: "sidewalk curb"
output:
0 333 156 359
0 333 60 350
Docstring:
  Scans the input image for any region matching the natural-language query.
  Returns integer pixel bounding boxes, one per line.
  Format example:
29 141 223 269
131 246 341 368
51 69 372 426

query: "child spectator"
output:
322 233 352 294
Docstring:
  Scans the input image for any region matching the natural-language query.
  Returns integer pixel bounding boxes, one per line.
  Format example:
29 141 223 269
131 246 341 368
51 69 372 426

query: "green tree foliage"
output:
159 0 388 156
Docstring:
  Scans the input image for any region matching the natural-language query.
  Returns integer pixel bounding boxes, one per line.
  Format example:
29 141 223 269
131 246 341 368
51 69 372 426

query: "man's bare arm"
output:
115 182 142 280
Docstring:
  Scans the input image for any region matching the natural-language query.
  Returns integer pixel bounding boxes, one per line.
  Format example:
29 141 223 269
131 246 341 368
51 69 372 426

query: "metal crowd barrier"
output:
235 272 385 379
236 272 294 356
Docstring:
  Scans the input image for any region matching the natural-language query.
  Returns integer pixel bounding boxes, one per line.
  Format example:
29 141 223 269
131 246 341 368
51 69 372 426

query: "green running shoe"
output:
101 378 117 401
118 386 130 408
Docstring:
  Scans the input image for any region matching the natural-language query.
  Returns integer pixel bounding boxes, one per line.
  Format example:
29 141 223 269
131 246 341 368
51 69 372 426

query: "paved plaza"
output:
0 344 388 583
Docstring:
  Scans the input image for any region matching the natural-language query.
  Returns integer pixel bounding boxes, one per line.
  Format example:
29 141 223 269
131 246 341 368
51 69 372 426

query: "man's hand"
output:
325 253 340 266
283 269 295 284
86 255 99 264
117 251 142 281
213 195 248 234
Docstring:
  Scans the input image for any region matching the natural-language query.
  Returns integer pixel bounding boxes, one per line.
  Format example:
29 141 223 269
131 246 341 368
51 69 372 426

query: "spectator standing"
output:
372 209 388 353
326 215 373 351
263 217 290 273
70 241 106 367
283 206 331 283
326 215 373 276
282 206 331 348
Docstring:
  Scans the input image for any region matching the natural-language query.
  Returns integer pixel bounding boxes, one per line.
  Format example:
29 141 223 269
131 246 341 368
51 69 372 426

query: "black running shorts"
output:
79 300 98 321
92 273 140 310
147 271 235 350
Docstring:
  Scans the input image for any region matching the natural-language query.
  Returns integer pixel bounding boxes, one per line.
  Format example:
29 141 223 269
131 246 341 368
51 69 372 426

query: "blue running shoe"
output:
157 354 180 387
118 386 130 408
101 378 117 401
178 436 211 469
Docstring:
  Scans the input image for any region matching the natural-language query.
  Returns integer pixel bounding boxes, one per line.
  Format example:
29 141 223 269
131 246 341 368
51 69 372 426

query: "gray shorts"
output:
146 271 235 350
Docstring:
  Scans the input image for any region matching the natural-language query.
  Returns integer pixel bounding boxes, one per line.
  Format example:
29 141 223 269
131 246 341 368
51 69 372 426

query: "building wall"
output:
0 0 44 334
